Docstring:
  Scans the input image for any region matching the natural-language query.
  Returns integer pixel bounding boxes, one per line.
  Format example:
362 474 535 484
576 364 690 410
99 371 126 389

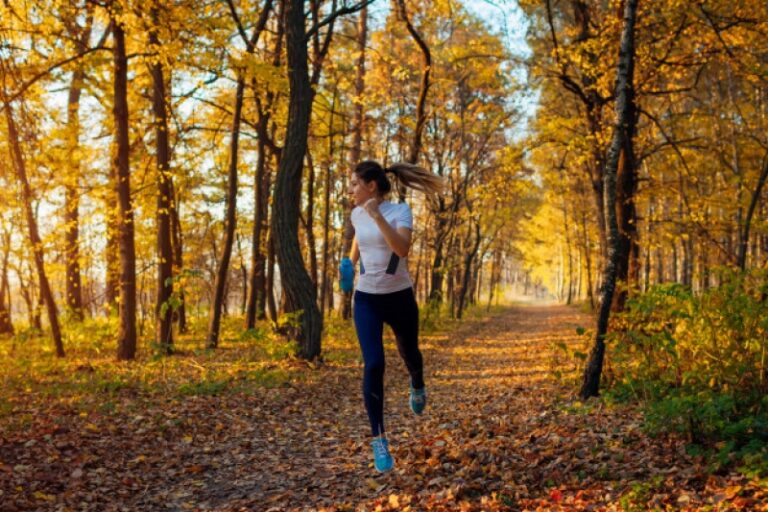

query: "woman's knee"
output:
364 359 385 377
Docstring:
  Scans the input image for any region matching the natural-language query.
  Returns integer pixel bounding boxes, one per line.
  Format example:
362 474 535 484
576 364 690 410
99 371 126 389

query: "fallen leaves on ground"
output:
1 305 767 511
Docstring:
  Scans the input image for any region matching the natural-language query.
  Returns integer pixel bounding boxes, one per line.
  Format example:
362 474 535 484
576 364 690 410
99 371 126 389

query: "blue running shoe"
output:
371 437 394 472
410 386 427 415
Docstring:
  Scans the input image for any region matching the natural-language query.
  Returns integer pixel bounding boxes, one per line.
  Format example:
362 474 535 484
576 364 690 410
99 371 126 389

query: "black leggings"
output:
353 287 425 437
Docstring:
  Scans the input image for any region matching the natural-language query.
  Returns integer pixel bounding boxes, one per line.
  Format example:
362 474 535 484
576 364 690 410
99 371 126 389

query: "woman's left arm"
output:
363 200 412 258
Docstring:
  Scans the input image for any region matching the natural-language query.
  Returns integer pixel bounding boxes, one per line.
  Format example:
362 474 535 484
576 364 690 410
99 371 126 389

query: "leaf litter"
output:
1 305 766 511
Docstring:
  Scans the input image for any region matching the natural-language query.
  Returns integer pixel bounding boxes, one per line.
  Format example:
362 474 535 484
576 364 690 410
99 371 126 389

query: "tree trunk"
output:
272 0 322 359
457 221 481 319
612 78 640 311
581 211 595 310
580 0 639 399
150 2 174 353
487 249 499 311
341 4 367 320
207 76 245 349
65 67 86 321
571 1 608 263
105 196 120 312
170 180 187 333
1 78 65 356
237 233 248 315
112 17 137 361
16 265 34 329
62 12 92 322
738 159 768 270
429 199 449 303
230 0 273 330
0 231 13 335
563 200 574 305
266 234 278 324
320 88 337 316
396 0 431 166
305 151 318 287
683 233 693 288
246 133 268 328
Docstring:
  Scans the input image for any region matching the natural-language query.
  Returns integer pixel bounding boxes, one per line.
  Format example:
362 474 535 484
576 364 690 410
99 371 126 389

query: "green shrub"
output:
605 269 768 474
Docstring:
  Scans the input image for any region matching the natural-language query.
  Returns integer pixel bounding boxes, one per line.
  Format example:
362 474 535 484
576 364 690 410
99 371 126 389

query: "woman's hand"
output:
361 199 412 258
363 198 382 220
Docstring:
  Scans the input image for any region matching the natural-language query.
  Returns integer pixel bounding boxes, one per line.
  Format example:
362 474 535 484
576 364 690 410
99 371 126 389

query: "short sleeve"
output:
350 206 361 229
397 203 413 230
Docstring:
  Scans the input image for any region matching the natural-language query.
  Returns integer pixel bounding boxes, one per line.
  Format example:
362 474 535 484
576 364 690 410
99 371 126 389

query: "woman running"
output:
339 160 443 473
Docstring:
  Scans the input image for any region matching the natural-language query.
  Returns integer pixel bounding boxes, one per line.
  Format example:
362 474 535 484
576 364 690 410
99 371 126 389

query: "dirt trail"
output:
4 305 761 511
167 304 594 510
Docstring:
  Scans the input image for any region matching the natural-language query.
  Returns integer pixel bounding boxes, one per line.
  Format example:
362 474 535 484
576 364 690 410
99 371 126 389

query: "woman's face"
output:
348 172 377 207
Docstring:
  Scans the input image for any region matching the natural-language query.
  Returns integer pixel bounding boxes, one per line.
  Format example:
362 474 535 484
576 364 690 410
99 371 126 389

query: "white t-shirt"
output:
352 201 414 294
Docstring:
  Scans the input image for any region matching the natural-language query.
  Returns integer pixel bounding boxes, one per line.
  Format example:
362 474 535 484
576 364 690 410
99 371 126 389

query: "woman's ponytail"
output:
384 162 445 198
354 160 444 199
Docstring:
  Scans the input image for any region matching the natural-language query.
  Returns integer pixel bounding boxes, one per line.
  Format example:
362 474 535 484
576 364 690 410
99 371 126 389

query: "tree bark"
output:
64 68 86 321
457 221 481 319
170 179 186 332
266 234 278 324
396 0 431 166
0 230 13 335
320 88 337 316
62 9 93 322
105 196 120 312
112 17 137 361
581 210 596 310
17 268 36 329
272 0 323 359
487 248 500 312
563 200 574 305
221 0 272 335
1 73 65 356
429 200 449 304
150 2 174 353
305 151 319 287
738 159 768 270
612 72 640 311
246 133 268 328
207 76 245 349
246 2 280 327
341 4 368 319
236 233 248 315
580 0 639 399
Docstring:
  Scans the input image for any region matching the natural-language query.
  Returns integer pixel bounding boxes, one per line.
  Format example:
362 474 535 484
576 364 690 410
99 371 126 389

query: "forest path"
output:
3 305 761 511
192 304 589 511
146 303 713 511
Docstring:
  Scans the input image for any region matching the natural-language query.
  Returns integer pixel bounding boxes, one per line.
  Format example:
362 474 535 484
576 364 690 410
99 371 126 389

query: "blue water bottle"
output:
339 257 354 292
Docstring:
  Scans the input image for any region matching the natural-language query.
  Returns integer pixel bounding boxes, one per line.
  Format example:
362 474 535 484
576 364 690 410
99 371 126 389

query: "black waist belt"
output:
359 253 400 275
385 253 400 275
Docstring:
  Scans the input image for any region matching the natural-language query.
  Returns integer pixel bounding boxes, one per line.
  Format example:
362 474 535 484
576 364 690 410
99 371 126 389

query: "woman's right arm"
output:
350 237 360 264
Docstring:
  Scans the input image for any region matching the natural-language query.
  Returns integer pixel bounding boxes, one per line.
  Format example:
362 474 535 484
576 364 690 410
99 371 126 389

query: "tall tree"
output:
208 0 272 348
580 0 640 399
395 0 431 166
170 180 187 332
112 10 137 361
247 0 282 328
0 229 14 335
62 4 93 321
340 3 368 320
0 66 65 357
274 0 370 357
272 0 323 358
148 1 174 352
